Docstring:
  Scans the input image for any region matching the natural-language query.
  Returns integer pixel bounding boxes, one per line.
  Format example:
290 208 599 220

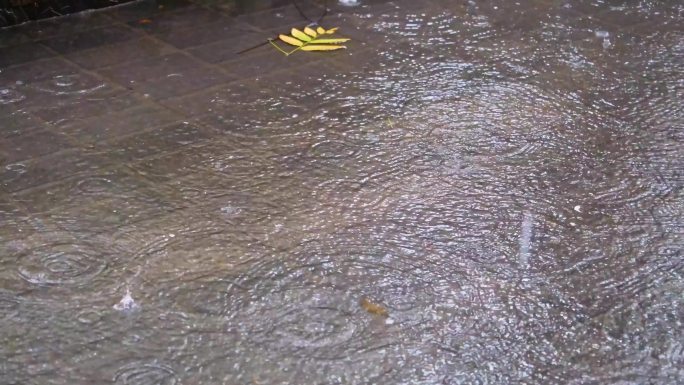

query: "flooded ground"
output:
1 0 683 383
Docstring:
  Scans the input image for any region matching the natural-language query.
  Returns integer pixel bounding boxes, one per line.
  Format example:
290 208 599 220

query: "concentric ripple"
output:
16 243 107 287
159 276 247 319
237 287 367 359
0 289 20 321
30 74 107 96
0 87 25 104
74 176 114 195
10 232 119 288
113 362 177 385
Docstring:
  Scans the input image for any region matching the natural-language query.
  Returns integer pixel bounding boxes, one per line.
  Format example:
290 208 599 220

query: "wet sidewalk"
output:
1 0 683 384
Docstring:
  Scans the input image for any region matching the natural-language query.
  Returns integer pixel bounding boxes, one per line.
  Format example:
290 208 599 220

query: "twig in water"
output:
387 118 394 129
292 0 328 24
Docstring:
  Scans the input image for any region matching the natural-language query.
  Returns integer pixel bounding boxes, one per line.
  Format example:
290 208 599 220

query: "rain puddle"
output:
1 0 683 384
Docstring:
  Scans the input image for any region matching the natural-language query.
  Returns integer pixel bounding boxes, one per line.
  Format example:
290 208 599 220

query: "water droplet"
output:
0 88 26 104
53 75 75 87
220 206 240 216
75 177 112 194
4 162 27 175
518 211 534 270
77 309 103 324
113 290 138 312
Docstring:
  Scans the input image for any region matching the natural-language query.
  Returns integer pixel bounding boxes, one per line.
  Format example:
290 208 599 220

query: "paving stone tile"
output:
54 104 182 144
130 168 277 211
14 169 175 232
191 114 248 136
321 46 384 73
126 142 226 184
125 140 285 208
28 70 110 95
93 121 217 162
158 80 270 116
0 129 74 163
0 196 41 244
0 57 80 84
231 0 290 14
105 0 196 23
251 61 346 109
0 110 44 139
14 169 141 213
466 0 563 33
220 49 316 79
160 81 306 130
622 15 684 36
560 0 682 22
596 3 682 29
128 5 226 33
236 4 315 30
4 71 122 113
151 18 254 49
31 90 143 125
0 87 33 118
40 24 140 54
97 52 205 85
0 29 32 48
343 0 432 15
131 65 235 100
19 12 117 39
421 0 469 12
0 149 112 193
65 37 175 69
186 29 268 63
0 195 25 224
0 42 55 68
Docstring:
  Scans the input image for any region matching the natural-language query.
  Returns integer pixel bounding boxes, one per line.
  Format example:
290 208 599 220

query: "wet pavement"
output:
1 0 683 384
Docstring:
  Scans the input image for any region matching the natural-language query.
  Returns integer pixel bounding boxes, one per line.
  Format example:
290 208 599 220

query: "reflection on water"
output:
1 0 683 384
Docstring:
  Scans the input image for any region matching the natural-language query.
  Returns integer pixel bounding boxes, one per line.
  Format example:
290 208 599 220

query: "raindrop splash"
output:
518 211 534 270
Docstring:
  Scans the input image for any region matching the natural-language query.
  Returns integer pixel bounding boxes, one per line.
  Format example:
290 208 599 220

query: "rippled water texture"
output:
1 0 683 384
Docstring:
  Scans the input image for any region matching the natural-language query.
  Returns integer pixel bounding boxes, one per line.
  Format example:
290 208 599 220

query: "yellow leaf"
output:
325 27 339 34
310 38 351 44
279 34 303 47
316 26 326 35
300 44 347 51
304 27 318 38
291 28 312 42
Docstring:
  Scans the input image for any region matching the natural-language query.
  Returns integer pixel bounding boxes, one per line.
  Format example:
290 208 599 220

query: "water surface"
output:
1 0 683 384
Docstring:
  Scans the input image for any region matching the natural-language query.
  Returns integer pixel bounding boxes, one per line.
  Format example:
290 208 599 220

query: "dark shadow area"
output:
1 0 136 27
0 0 302 27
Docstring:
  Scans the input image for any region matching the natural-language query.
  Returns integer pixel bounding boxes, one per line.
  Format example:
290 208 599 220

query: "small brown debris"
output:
360 297 389 317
